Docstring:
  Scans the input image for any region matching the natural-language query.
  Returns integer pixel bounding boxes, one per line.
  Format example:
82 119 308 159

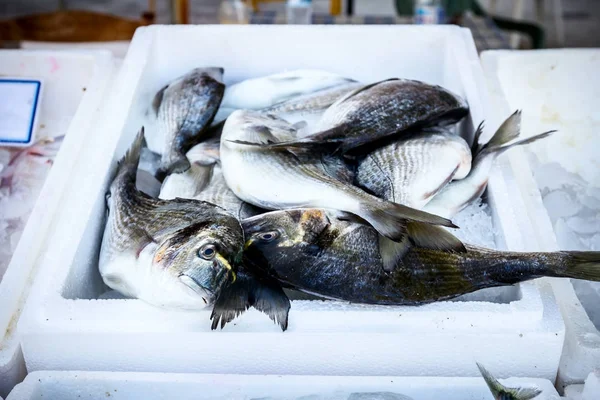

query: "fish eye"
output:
198 243 217 260
257 231 279 242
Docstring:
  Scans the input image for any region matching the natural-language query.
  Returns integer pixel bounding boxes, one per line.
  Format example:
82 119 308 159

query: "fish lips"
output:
180 255 235 305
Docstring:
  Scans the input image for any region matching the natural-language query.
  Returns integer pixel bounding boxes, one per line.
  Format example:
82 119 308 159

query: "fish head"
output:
241 209 332 275
154 215 243 305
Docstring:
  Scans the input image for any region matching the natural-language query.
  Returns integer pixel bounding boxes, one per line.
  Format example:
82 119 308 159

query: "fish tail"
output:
557 251 600 281
476 110 555 159
156 154 191 182
358 200 456 242
119 127 145 175
477 362 542 400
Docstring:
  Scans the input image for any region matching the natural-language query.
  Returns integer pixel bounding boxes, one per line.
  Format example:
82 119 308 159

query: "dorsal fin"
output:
334 78 400 104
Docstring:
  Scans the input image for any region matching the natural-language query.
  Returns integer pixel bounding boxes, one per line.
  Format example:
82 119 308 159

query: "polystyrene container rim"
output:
0 49 115 356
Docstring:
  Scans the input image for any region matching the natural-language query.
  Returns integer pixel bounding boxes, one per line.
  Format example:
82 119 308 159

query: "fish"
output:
251 78 469 154
220 69 357 111
477 363 542 400
242 208 600 305
423 111 556 219
261 82 363 115
210 266 291 331
99 128 244 309
151 67 225 178
159 136 263 220
356 127 472 210
355 127 472 270
221 110 458 243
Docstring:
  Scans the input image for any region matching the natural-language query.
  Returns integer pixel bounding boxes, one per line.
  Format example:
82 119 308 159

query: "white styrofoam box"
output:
6 371 561 400
564 372 600 400
481 49 600 387
0 50 115 397
20 41 131 59
19 26 563 379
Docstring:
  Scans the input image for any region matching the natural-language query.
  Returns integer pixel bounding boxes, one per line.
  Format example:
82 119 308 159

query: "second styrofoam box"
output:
481 49 600 387
6 371 561 400
19 25 563 379
0 50 114 398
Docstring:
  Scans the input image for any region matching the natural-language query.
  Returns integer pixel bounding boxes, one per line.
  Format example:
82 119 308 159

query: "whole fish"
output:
477 363 542 400
160 136 263 220
356 128 472 210
221 110 457 243
221 69 357 110
242 208 600 305
423 111 555 219
150 67 225 178
254 78 469 154
99 129 243 309
260 81 364 116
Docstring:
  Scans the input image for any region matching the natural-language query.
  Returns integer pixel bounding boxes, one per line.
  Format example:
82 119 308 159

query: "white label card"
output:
0 78 42 147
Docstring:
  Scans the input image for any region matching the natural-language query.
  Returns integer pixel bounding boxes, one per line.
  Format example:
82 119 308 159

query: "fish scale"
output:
242 208 600 306
99 130 244 309
357 130 471 209
221 110 457 243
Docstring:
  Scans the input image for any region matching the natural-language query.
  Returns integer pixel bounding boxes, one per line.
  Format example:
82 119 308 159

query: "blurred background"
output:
0 0 599 53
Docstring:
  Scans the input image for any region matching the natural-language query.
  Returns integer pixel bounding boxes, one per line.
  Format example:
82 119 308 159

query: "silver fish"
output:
152 67 225 178
423 111 555 219
356 128 472 210
477 363 542 400
256 78 469 154
220 110 456 242
356 128 472 270
160 138 262 220
221 69 357 111
99 129 243 309
260 82 364 116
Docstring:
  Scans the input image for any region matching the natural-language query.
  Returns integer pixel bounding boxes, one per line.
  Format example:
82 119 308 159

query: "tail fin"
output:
476 110 556 158
358 200 457 242
561 251 600 281
477 362 542 400
118 128 145 175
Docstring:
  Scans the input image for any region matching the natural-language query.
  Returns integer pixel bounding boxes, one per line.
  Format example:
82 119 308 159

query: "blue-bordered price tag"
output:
0 78 43 147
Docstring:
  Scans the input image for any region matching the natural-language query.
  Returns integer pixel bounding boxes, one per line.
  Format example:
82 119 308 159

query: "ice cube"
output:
534 162 585 191
571 279 600 331
582 234 600 251
554 218 586 250
543 190 581 219
447 199 496 249
566 216 600 235
582 371 600 400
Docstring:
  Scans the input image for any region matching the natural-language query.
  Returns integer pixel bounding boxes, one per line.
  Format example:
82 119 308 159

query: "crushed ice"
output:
0 137 63 280
529 152 600 330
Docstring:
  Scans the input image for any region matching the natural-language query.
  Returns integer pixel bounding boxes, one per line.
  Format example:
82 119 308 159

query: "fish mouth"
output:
179 274 215 305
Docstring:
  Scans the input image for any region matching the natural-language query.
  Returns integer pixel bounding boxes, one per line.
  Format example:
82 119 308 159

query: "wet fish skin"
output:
221 69 357 110
423 111 555 219
221 110 456 242
477 363 542 400
153 67 225 178
159 139 263 220
242 208 600 305
99 129 244 309
257 79 469 154
260 82 364 116
356 128 472 210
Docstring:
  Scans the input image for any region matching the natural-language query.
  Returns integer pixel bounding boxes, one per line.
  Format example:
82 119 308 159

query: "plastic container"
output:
5 371 561 400
0 50 114 398
19 25 564 380
287 0 313 25
481 49 600 388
